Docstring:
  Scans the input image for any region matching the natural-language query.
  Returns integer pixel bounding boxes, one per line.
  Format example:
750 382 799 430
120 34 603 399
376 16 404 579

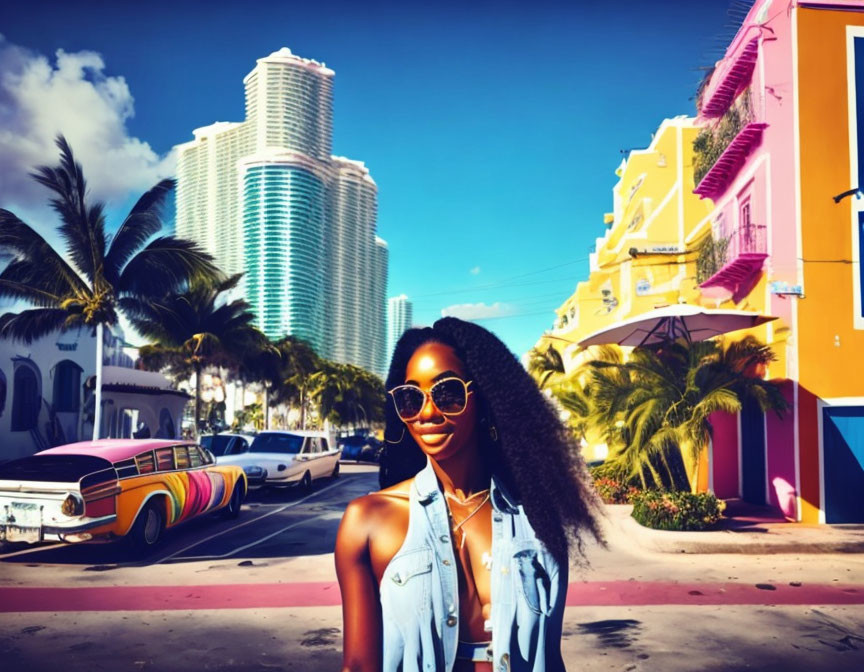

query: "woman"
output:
336 317 603 672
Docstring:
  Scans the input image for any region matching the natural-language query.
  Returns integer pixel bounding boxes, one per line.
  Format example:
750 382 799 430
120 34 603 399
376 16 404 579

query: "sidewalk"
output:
602 502 864 554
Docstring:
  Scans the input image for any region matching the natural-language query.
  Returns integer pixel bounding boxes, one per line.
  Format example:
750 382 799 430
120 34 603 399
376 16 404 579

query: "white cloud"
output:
0 35 175 212
470 266 481 275
440 302 514 321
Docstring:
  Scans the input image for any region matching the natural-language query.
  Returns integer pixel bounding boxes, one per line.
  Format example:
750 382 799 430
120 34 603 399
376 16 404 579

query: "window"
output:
188 447 202 468
200 434 236 456
136 451 155 474
0 370 6 418
321 438 329 452
174 446 190 469
11 363 39 431
119 408 140 439
853 33 864 324
198 447 214 465
52 360 82 413
249 433 304 454
156 408 175 439
114 458 138 479
155 448 174 471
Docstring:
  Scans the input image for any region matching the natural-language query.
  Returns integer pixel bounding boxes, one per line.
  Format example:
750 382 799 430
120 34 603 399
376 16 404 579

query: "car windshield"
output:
249 433 304 455
0 455 114 483
200 435 235 457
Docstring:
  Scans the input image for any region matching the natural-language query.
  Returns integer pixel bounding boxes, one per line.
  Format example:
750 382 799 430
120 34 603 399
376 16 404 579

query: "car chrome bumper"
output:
43 514 117 535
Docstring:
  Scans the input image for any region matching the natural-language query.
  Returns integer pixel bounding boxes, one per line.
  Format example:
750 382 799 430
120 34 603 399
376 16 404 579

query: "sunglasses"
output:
388 377 473 422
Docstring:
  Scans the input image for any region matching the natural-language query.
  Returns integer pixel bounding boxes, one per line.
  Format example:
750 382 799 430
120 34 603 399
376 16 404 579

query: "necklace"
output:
446 490 490 549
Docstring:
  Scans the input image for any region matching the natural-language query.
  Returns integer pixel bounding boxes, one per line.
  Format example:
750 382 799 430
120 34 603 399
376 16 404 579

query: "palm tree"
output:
270 336 321 430
527 344 566 389
0 136 219 438
128 273 272 435
579 336 788 492
238 336 284 430
309 361 385 429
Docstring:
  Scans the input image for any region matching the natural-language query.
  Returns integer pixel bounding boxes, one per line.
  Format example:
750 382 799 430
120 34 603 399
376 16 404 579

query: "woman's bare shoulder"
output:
341 477 413 529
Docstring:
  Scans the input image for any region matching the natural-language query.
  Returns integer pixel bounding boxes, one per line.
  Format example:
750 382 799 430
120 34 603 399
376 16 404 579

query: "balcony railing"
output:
699 35 760 118
693 122 768 200
693 88 768 200
699 223 768 291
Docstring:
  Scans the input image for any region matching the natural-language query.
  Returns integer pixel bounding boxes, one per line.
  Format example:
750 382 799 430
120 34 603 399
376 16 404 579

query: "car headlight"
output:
243 466 264 476
61 492 85 517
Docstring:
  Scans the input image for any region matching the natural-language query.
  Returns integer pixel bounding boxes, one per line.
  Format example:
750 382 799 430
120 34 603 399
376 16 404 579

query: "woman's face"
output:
400 341 478 462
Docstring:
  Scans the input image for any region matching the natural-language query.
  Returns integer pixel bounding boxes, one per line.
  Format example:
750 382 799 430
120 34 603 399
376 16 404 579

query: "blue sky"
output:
0 0 740 358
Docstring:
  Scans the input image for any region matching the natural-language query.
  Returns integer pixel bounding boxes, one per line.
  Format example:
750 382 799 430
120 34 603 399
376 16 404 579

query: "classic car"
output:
199 433 267 486
245 430 341 491
0 439 247 551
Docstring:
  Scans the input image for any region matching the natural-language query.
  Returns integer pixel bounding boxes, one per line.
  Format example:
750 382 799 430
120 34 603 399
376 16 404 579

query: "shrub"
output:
590 463 641 504
593 476 640 504
630 490 725 531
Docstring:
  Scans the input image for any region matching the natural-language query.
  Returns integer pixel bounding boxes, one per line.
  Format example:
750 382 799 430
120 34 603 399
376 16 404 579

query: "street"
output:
1 464 863 672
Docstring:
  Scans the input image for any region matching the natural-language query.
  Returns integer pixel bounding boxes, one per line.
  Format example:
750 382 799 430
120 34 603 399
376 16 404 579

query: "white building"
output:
386 294 413 374
0 326 188 463
175 47 387 374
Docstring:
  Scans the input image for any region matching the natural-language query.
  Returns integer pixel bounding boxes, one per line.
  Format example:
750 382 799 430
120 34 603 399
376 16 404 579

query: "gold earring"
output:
385 427 406 444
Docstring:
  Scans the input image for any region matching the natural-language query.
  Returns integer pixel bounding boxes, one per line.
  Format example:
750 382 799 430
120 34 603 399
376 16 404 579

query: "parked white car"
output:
200 433 266 486
209 430 341 491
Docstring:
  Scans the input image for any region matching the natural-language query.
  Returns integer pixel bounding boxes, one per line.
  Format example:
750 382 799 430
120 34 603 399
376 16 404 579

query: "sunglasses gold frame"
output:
388 377 474 422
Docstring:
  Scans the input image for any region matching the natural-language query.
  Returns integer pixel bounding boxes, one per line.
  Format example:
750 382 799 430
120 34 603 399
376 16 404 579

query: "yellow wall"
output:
543 117 713 370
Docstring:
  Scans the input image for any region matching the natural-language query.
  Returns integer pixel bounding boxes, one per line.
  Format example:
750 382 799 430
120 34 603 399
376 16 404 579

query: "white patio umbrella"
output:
577 304 777 348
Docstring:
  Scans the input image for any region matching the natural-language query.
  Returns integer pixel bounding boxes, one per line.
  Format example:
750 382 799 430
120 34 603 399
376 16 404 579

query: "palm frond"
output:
0 260 65 307
0 209 88 295
104 179 174 285
116 236 221 298
30 135 106 283
0 308 71 344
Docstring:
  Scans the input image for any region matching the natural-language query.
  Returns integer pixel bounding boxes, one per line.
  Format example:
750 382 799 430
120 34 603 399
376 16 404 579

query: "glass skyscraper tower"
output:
175 48 388 376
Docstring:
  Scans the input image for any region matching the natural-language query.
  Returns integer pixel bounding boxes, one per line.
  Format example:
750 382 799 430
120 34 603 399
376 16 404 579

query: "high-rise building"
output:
328 158 378 370
386 293 413 373
372 238 389 377
174 48 387 374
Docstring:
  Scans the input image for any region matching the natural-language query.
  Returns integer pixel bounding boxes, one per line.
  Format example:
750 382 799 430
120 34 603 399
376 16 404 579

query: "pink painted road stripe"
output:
0 581 862 613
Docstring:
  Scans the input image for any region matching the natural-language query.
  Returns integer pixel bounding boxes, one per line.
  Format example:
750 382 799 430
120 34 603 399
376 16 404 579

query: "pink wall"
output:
765 380 797 519
710 411 740 498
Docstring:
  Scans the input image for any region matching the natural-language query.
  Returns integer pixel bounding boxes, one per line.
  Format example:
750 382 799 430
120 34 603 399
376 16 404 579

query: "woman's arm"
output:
335 498 383 672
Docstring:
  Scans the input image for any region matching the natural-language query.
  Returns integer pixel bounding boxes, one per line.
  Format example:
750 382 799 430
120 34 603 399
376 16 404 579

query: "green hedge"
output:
630 490 724 531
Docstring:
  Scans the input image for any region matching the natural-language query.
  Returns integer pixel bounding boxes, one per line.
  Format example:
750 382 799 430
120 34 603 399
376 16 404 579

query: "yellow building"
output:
541 116 713 373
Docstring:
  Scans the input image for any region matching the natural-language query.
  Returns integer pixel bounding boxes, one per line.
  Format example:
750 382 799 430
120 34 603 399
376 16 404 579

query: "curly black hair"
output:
380 317 604 563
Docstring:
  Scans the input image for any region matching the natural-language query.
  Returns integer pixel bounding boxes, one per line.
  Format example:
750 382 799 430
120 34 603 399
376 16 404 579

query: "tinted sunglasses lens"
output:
431 379 467 414
392 387 425 419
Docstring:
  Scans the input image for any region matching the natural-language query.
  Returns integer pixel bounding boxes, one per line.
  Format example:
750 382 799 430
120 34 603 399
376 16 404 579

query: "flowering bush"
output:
593 476 640 504
630 490 724 531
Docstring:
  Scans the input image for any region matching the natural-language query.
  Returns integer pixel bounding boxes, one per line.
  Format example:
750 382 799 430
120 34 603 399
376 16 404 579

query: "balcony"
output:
698 222 767 292
694 122 768 200
699 34 760 118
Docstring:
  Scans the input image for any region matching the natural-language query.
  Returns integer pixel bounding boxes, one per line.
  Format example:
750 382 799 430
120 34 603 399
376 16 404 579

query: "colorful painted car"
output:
0 439 247 551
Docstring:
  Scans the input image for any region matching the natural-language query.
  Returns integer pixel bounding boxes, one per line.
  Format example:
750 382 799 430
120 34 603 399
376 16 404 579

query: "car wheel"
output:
300 471 312 493
222 484 244 519
126 499 165 554
331 461 340 479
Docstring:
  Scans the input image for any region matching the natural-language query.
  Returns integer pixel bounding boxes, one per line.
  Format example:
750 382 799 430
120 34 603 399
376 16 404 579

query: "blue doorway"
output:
741 397 766 505
823 405 864 524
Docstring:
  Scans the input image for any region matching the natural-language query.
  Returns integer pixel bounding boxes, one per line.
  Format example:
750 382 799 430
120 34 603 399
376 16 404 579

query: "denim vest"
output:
379 457 567 672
